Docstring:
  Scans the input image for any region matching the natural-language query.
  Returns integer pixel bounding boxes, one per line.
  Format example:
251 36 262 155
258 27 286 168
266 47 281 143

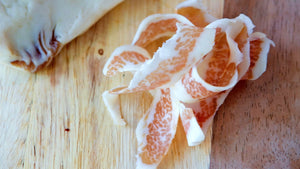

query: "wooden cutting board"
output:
0 0 223 168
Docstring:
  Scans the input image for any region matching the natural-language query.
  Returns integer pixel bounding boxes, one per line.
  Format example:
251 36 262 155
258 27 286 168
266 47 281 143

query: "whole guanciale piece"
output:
0 0 123 72
102 0 274 168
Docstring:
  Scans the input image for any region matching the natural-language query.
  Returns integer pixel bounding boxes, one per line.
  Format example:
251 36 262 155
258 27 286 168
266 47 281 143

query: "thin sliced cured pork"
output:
102 0 274 168
176 0 217 27
132 14 193 48
103 45 151 77
136 88 180 169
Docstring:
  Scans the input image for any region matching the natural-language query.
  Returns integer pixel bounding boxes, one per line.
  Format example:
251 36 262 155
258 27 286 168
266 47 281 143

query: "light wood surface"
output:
211 0 300 168
0 0 223 169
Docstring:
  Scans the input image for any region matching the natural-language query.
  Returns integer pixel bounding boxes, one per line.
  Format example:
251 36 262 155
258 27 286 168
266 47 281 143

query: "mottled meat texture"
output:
102 0 274 168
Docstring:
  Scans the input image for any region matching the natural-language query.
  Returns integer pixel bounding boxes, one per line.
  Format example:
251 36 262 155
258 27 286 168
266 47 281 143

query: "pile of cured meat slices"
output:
102 0 274 168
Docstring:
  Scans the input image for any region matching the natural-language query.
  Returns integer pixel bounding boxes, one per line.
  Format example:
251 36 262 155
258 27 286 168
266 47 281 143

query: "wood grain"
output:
210 0 300 169
0 0 223 169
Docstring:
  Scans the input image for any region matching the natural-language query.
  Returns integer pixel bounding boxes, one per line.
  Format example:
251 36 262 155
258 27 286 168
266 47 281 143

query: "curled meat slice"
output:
103 45 151 77
102 91 126 125
206 14 255 78
206 14 255 37
176 0 217 27
132 14 193 48
172 15 256 103
242 32 275 80
179 106 205 146
183 91 229 136
126 24 216 93
136 88 179 169
172 29 241 103
172 66 218 103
